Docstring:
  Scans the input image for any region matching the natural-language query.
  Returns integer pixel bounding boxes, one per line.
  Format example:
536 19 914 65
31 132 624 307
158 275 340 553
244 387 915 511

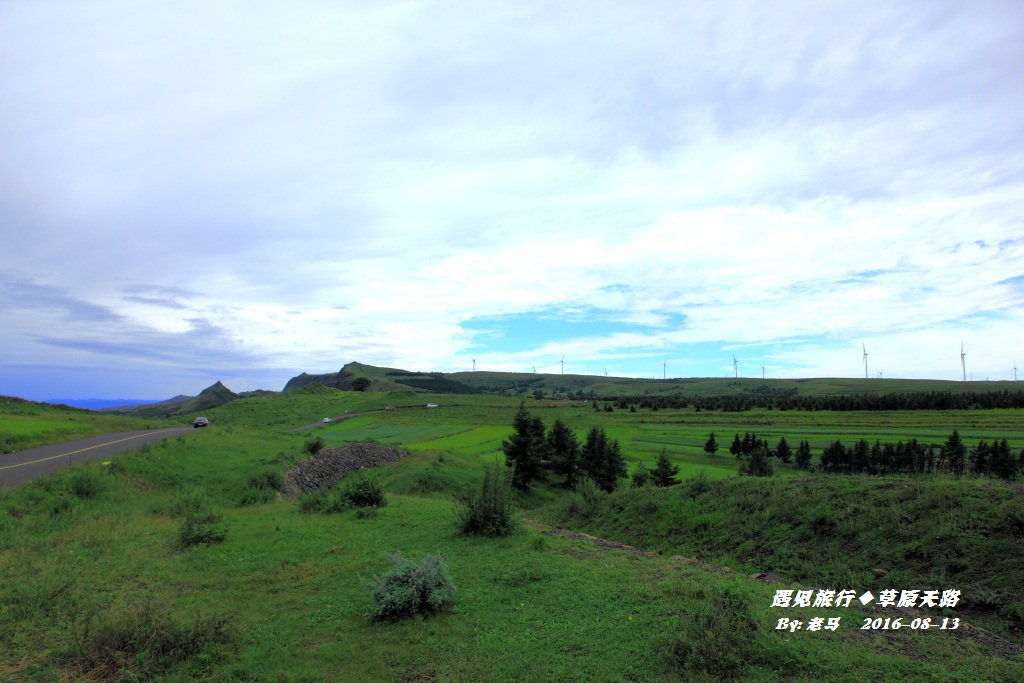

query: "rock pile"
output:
281 442 408 497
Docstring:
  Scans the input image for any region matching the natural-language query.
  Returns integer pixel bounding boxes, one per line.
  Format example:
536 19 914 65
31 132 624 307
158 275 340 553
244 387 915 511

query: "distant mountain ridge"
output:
124 382 239 418
45 398 172 411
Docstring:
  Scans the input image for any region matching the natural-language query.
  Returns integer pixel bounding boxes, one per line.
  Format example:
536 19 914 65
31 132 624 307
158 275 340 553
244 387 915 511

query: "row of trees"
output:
614 389 1024 413
713 429 1023 479
502 404 627 492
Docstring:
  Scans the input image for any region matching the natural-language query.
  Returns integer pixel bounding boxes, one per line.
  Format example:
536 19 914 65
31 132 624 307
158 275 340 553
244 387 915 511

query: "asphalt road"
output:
0 427 194 489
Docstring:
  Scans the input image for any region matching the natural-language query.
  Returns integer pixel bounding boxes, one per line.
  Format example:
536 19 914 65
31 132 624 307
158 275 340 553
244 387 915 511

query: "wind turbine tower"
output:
961 342 966 382
532 365 536 374
862 343 868 379
560 355 565 376
472 358 476 372
663 361 667 380
1015 362 1018 382
733 355 738 378
762 366 765 380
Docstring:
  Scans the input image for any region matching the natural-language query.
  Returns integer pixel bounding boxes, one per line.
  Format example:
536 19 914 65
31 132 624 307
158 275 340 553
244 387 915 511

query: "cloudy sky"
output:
2 1 1022 400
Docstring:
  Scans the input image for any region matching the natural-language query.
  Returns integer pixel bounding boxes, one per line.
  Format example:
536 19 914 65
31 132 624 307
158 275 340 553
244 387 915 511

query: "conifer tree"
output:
795 440 812 470
581 427 627 493
704 432 719 457
651 449 681 487
501 403 545 491
547 419 581 489
774 436 791 463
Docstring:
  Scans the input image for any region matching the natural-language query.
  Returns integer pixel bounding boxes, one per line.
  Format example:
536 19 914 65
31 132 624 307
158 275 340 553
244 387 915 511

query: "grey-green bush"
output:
453 460 518 537
367 553 455 622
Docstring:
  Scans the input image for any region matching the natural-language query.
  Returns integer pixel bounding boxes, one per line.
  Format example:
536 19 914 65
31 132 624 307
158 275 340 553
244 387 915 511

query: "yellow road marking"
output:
0 430 185 471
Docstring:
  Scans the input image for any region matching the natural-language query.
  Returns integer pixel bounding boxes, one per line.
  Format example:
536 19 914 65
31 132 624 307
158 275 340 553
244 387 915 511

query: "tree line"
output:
502 403 627 492
612 389 1024 413
713 429 1023 479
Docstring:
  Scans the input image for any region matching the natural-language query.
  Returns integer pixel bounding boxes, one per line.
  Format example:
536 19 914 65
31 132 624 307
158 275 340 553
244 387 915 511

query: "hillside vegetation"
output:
2 380 1023 681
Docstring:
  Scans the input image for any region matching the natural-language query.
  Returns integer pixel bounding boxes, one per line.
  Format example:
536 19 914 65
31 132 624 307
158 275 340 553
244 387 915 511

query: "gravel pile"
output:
281 442 408 497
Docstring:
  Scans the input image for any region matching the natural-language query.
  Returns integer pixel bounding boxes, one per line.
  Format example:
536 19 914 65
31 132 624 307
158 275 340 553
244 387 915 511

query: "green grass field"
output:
0 396 157 454
1 391 1023 681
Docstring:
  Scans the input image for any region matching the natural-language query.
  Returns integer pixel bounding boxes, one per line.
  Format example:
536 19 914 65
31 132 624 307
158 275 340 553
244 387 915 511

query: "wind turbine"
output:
761 366 765 380
532 365 536 374
862 343 868 379
961 342 966 382
662 360 667 380
605 367 608 377
1014 362 1018 382
560 355 565 375
733 355 738 378
472 358 476 372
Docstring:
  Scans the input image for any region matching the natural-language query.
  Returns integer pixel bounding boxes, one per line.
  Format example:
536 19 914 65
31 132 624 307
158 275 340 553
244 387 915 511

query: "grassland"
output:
0 396 157 454
1 390 1023 681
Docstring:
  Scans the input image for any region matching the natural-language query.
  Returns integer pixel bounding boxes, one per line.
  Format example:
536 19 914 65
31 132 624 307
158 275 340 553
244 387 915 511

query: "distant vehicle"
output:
426 403 438 408
323 417 332 423
193 417 209 428
385 406 396 411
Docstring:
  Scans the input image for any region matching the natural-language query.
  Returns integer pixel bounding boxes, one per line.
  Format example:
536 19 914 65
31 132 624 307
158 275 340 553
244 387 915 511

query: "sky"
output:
1 1 1022 401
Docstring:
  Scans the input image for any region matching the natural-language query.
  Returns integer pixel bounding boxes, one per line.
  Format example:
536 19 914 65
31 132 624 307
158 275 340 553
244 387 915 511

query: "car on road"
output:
385 406 396 411
323 417 332 423
426 403 438 408
193 417 209 428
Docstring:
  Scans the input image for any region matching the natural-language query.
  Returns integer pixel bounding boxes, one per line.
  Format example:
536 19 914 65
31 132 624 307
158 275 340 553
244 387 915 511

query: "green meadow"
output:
1 390 1023 681
0 396 157 454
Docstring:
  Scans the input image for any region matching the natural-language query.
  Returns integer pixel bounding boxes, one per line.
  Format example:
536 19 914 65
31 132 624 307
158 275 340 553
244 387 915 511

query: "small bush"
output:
237 488 276 507
247 470 283 491
366 553 455 622
684 470 712 497
64 600 234 680
672 585 762 680
454 461 518 537
68 469 105 499
304 437 325 456
340 474 388 508
168 487 217 521
177 513 228 549
299 489 345 514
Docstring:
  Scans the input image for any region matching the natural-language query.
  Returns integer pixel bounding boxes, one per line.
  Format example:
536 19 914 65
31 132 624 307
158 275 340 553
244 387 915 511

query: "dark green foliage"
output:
304 436 325 456
63 600 234 680
738 445 773 477
546 419 582 489
703 432 718 456
795 440 812 470
68 469 105 499
340 474 388 508
942 428 966 475
454 460 518 537
502 403 547 491
299 474 388 513
580 427 627 493
774 436 791 463
651 450 680 487
352 377 371 392
672 584 780 680
104 461 128 477
177 512 227 548
366 553 455 622
247 470 283 492
631 462 650 488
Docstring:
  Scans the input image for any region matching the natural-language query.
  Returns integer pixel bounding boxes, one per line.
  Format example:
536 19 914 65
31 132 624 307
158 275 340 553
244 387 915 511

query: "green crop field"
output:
1 389 1023 681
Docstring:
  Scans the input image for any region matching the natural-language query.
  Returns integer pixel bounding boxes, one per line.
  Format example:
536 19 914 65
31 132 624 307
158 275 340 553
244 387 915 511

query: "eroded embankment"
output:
280 442 407 496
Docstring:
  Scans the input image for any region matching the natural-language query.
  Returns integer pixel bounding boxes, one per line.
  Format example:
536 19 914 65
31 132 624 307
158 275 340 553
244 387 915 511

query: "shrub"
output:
340 474 388 509
64 599 234 680
68 469 105 499
104 461 128 477
177 512 228 549
684 470 712 497
304 437 325 456
366 553 455 622
672 585 764 680
298 474 387 513
168 487 217 521
247 470 283 492
454 461 518 537
237 488 275 507
631 462 651 488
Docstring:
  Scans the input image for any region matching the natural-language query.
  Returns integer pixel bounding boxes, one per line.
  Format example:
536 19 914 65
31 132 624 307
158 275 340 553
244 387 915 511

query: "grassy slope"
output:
2 394 1024 680
0 396 157 454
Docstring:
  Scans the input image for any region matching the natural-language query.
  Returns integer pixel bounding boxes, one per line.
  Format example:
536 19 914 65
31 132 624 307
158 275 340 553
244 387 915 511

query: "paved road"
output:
0 427 193 489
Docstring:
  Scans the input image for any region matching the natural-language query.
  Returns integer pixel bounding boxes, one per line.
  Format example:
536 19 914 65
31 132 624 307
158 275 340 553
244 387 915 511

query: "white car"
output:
323 417 332 423
426 403 438 408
